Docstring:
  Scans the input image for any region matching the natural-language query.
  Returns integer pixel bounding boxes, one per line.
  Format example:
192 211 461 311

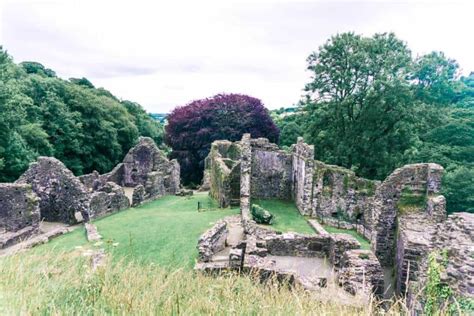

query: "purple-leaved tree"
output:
165 93 279 185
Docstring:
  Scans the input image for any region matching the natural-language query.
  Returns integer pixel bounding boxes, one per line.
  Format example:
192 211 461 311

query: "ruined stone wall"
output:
240 134 252 230
89 182 130 218
395 213 436 294
338 249 384 297
82 137 180 205
403 213 474 304
311 161 377 222
291 138 314 215
371 163 444 267
120 137 180 198
16 157 90 224
251 138 292 200
206 140 242 207
0 183 40 232
197 220 228 262
264 232 331 258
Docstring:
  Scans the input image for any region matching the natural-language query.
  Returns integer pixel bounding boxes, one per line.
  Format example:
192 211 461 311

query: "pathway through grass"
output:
41 192 239 268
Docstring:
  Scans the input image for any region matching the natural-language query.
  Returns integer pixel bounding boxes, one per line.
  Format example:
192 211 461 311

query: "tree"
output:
165 93 279 185
271 107 305 148
303 32 416 179
0 47 164 181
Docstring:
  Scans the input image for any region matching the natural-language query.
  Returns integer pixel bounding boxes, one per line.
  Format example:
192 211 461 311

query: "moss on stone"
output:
397 187 427 215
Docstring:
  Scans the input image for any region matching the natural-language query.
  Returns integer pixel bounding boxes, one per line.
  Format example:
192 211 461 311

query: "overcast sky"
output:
1 0 473 113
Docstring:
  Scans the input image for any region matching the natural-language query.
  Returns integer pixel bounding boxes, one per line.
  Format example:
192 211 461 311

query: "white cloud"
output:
1 0 473 112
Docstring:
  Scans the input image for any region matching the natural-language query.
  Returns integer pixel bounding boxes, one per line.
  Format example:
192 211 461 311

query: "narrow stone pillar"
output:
240 134 252 225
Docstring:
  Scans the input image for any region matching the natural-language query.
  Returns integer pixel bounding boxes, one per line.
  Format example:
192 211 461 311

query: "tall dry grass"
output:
0 250 408 315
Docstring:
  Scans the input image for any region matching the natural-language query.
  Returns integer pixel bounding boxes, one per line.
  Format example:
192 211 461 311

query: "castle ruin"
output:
196 134 473 307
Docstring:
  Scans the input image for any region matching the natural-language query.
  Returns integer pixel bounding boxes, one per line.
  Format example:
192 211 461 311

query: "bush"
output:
165 94 279 185
251 204 274 224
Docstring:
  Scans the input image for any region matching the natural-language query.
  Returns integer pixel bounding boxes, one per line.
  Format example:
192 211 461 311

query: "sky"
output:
1 0 473 113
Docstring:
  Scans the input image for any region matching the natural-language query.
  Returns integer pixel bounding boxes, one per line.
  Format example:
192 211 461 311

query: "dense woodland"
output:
0 47 164 182
1 32 473 214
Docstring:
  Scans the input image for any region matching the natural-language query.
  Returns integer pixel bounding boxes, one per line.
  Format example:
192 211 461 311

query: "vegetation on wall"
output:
165 93 279 185
0 47 163 182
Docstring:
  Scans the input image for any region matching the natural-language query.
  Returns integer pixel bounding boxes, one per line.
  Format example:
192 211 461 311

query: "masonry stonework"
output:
16 157 90 224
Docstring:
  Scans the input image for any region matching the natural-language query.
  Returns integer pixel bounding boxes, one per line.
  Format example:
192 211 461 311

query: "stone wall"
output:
120 137 180 197
371 163 444 267
197 220 228 262
329 233 361 269
0 183 40 232
264 233 331 258
311 162 378 223
395 213 436 294
80 137 180 206
89 182 130 218
16 157 90 224
240 134 252 231
338 249 384 297
206 140 242 207
404 212 474 305
291 138 315 215
250 138 292 200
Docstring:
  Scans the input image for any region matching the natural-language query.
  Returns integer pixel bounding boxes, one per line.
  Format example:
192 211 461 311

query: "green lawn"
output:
322 225 371 250
40 192 239 268
252 199 314 234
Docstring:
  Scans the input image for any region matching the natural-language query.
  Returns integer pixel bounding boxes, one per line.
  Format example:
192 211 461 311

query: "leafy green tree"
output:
0 47 164 181
304 32 415 179
19 61 56 77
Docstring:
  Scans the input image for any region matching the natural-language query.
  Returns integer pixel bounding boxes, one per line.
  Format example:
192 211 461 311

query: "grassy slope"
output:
0 251 370 315
323 225 371 250
252 199 314 234
41 192 239 268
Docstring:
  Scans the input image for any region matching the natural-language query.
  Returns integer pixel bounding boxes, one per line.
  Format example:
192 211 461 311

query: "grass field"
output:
0 251 380 315
252 199 314 234
322 225 371 250
41 192 239 268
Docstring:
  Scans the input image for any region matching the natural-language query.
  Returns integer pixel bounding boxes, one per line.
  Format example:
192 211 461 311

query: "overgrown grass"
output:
0 250 400 315
323 225 371 250
252 199 315 234
38 192 239 268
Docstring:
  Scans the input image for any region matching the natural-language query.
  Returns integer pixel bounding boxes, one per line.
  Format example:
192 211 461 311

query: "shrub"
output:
251 204 274 224
165 94 279 185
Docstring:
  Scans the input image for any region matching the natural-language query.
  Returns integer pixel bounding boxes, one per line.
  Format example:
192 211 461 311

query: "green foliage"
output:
271 107 305 147
396 187 427 215
0 47 164 181
424 250 453 315
300 32 474 213
251 204 274 225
